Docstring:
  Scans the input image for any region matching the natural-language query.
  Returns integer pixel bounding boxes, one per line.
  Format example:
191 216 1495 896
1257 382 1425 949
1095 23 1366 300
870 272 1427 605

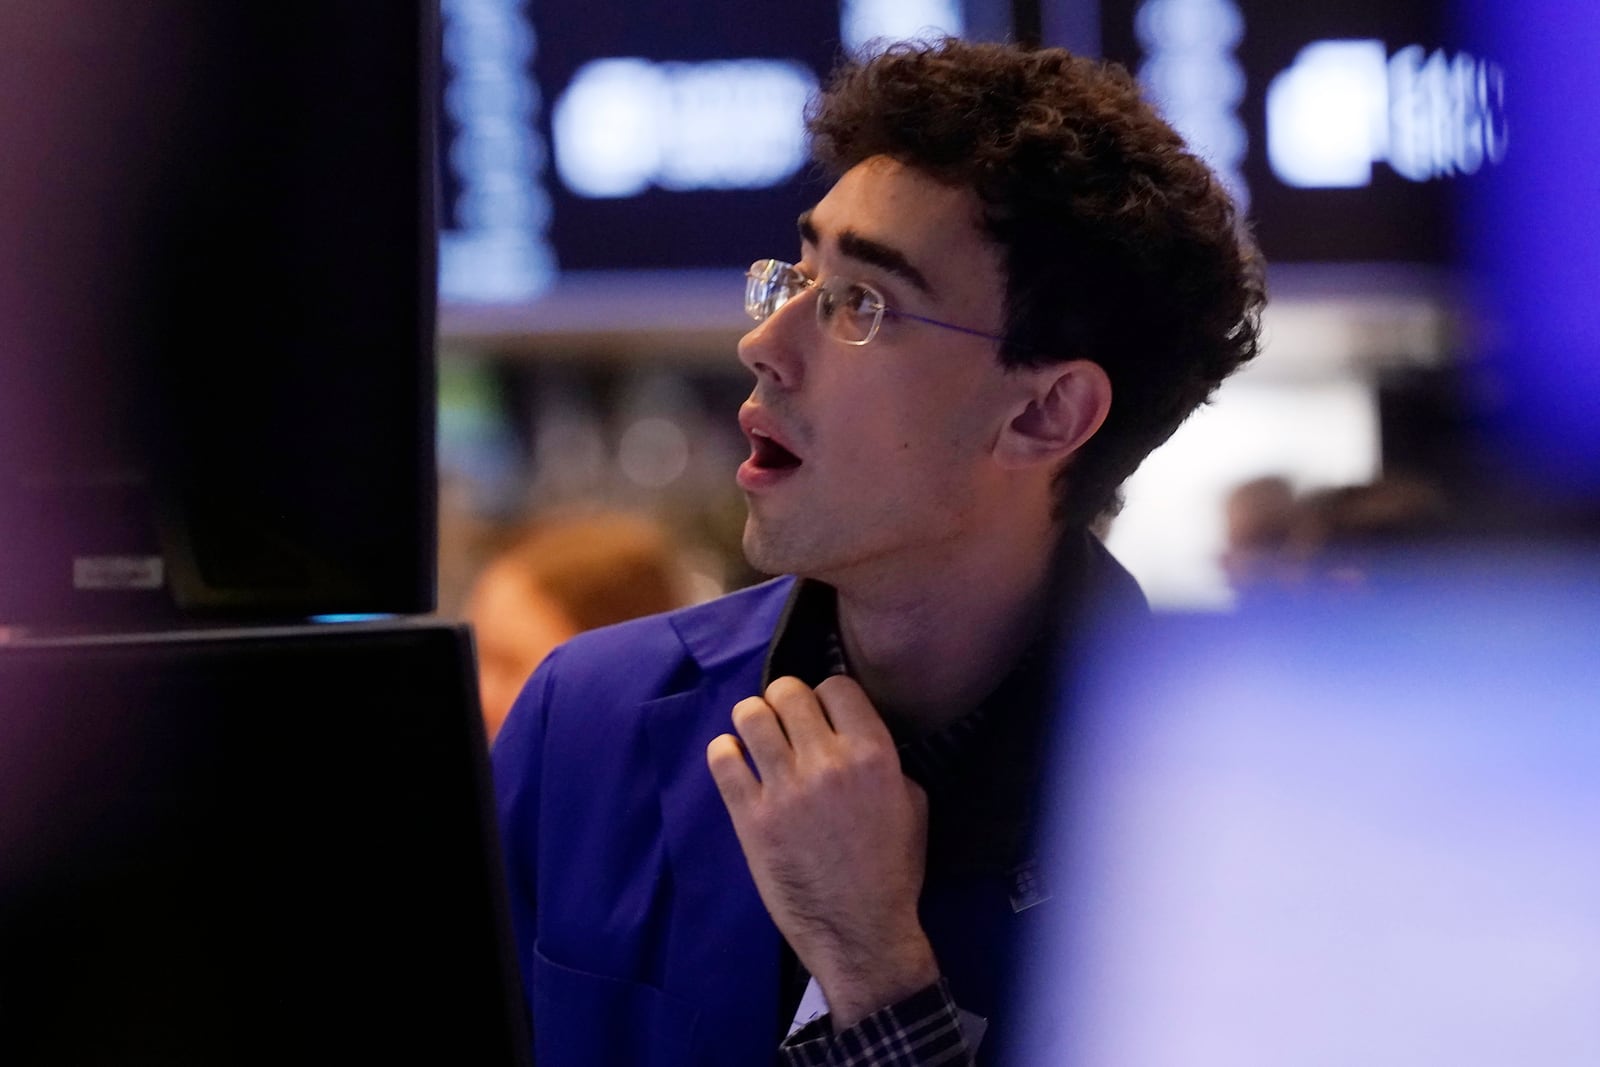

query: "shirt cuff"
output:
777 978 973 1067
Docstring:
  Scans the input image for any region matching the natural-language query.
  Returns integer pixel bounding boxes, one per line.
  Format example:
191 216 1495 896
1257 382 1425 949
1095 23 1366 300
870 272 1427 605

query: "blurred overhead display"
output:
1100 0 1501 267
437 0 856 303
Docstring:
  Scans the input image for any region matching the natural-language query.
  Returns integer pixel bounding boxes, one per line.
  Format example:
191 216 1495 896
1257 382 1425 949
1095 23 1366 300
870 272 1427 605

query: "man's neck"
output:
830 524 1071 736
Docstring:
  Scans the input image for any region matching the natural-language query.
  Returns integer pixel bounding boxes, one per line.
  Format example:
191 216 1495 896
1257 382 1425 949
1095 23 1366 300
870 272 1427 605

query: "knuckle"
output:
745 801 780 834
815 744 889 789
850 743 902 788
764 675 811 706
705 733 738 766
813 673 859 702
730 697 768 732
848 730 895 765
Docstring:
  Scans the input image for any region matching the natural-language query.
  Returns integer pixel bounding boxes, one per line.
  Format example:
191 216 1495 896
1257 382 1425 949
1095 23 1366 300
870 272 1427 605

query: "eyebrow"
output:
796 210 934 296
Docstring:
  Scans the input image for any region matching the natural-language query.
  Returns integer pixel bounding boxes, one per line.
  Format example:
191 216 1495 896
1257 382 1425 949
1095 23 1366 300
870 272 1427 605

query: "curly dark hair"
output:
807 38 1266 527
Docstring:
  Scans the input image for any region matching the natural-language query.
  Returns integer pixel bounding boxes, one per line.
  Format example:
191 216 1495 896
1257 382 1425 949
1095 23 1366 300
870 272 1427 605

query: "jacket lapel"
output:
638 580 792 1064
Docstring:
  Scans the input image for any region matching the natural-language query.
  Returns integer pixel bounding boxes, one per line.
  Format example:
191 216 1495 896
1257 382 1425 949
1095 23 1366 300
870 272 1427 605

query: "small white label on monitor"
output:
74 556 165 591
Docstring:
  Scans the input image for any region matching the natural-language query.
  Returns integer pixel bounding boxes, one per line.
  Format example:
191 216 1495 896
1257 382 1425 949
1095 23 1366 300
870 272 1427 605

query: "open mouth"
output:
750 429 802 471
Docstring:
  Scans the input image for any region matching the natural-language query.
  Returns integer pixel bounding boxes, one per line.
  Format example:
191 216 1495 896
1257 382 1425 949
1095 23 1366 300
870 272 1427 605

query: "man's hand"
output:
706 674 939 1029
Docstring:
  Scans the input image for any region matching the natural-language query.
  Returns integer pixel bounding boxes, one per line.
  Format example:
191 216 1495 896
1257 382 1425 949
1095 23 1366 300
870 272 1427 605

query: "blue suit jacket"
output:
492 577 793 1066
492 544 1146 1066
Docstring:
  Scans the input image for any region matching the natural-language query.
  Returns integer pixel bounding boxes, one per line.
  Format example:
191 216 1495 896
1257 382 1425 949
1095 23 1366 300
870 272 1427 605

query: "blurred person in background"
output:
1286 474 1453 590
462 509 692 744
1220 473 1455 602
1220 474 1299 599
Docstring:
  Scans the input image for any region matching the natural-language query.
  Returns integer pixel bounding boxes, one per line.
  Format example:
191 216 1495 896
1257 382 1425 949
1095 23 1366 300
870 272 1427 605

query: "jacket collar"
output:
667 575 796 674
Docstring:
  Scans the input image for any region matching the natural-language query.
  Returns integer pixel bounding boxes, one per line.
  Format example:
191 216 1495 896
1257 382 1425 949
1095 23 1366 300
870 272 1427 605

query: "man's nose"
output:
736 294 813 389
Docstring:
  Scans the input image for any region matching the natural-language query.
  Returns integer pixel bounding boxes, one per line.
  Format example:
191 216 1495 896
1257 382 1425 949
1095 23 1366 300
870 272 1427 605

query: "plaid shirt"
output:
778 979 973 1067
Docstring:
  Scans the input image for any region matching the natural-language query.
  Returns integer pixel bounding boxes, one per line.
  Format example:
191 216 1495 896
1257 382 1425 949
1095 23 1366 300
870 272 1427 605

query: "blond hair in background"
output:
463 510 691 744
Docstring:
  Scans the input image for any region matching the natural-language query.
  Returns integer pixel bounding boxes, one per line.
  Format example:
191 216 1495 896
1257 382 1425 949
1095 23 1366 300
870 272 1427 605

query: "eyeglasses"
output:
744 258 1006 347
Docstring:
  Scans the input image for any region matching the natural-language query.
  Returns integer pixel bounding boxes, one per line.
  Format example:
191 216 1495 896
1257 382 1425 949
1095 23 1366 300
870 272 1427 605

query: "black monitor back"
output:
0 2 438 627
0 620 530 1066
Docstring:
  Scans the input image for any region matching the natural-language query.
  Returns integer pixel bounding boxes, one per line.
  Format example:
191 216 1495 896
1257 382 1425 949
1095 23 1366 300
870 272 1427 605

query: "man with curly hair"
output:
493 37 1264 1066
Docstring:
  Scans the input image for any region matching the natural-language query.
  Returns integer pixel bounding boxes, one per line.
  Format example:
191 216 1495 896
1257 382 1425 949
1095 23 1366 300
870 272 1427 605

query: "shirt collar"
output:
761 579 848 693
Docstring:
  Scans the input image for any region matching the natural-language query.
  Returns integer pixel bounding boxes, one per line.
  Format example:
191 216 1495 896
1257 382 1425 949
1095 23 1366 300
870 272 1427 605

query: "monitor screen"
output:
0 2 438 627
0 620 530 1065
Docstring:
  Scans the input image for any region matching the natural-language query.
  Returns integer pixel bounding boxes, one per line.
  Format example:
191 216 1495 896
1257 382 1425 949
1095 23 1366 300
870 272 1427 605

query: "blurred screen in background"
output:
437 0 979 302
1009 548 1600 1065
1098 0 1467 268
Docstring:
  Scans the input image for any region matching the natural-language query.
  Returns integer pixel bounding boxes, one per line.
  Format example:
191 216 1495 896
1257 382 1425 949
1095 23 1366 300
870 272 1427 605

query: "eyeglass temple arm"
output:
887 309 1007 344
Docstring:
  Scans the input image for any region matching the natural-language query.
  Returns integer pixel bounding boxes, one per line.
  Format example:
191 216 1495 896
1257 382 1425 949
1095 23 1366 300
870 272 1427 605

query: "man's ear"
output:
994 359 1111 470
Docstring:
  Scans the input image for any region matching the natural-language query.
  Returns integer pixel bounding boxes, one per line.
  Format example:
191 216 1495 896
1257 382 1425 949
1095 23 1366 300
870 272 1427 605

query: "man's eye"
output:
841 283 879 317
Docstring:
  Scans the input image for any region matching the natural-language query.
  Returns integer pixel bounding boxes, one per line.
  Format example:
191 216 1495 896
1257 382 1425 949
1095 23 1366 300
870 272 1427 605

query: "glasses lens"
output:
745 262 790 323
817 280 884 345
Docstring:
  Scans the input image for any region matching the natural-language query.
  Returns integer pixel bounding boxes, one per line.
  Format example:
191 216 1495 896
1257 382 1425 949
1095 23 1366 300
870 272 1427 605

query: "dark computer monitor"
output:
0 619 530 1066
0 2 438 628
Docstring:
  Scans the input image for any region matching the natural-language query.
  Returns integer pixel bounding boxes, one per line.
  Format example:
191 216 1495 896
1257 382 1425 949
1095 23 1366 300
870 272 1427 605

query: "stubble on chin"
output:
740 512 784 578
741 506 825 581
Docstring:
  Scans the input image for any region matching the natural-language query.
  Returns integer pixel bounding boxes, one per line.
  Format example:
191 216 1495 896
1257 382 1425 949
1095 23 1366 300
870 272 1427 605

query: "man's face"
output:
735 155 1026 586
